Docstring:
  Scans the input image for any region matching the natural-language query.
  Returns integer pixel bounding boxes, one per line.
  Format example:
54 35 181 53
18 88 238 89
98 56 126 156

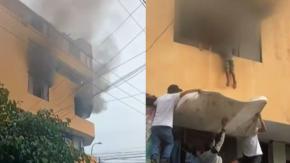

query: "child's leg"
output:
231 72 237 89
229 60 237 89
226 71 230 87
224 60 231 87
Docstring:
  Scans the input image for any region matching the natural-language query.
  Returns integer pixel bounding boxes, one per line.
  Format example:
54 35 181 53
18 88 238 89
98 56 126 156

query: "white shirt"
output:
199 131 225 163
152 93 180 128
239 134 263 157
199 151 222 163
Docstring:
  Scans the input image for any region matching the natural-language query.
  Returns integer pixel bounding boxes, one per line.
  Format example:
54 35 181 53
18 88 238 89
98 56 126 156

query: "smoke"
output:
27 41 56 87
176 0 277 50
26 0 109 41
21 0 120 114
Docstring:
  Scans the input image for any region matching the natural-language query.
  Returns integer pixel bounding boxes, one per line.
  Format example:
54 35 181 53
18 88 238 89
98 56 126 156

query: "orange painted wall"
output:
0 5 94 140
147 0 290 125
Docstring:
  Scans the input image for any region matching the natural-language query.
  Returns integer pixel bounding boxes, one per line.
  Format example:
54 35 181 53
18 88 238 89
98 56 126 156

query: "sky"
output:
20 0 146 161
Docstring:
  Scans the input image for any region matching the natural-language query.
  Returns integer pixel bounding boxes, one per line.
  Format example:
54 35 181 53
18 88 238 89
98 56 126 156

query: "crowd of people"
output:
147 84 267 163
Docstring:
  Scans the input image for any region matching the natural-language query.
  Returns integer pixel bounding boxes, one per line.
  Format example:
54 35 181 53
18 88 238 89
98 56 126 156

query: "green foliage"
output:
0 84 90 163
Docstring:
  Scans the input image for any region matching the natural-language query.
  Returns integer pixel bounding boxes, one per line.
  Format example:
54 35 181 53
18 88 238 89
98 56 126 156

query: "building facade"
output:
147 0 290 162
0 0 95 151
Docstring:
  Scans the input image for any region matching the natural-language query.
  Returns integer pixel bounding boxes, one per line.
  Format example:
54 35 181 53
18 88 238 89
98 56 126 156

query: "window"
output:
72 136 84 152
74 91 93 119
64 135 84 151
27 41 55 99
236 24 262 62
28 75 49 101
174 0 263 62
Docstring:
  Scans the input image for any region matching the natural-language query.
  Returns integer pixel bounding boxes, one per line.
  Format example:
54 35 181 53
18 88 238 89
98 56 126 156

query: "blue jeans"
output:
151 126 174 160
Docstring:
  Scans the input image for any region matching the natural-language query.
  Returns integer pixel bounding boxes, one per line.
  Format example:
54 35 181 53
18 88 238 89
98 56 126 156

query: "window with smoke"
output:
27 41 56 100
174 0 275 62
74 85 94 118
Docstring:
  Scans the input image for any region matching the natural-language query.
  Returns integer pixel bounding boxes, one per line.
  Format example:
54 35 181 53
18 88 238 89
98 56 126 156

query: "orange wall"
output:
0 5 94 139
147 0 290 125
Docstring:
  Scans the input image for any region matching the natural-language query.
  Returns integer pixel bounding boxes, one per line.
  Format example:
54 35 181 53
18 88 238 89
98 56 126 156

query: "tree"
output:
0 84 90 163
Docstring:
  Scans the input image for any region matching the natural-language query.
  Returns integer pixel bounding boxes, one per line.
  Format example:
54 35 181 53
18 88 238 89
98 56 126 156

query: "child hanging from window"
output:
221 47 237 89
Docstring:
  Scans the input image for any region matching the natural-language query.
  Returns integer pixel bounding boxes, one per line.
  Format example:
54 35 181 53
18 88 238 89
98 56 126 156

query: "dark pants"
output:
239 155 262 163
151 126 174 160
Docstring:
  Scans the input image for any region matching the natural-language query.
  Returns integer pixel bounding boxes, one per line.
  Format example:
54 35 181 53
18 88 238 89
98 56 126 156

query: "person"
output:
238 113 267 163
146 94 157 161
151 84 201 163
218 46 237 89
198 118 228 163
184 146 201 163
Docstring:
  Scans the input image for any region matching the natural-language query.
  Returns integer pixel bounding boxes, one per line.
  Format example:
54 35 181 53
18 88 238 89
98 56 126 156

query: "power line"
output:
118 0 144 29
139 0 146 7
92 72 145 105
92 64 145 97
61 18 173 102
114 66 145 89
56 66 146 116
48 1 147 107
103 92 144 103
95 28 144 77
95 3 143 50
110 66 145 93
55 65 145 115
147 20 174 52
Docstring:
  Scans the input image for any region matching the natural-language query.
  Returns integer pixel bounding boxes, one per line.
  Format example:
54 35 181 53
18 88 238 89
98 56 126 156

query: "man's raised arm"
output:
180 89 202 98
257 113 267 133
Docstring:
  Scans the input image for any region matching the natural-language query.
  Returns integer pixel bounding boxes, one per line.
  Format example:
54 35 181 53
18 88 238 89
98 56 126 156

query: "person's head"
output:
146 93 157 107
167 84 183 94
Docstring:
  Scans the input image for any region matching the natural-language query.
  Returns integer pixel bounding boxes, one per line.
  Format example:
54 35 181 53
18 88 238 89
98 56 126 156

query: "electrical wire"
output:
55 65 146 116
113 67 145 89
58 19 173 103
94 3 143 50
103 92 144 103
139 0 146 7
118 0 144 29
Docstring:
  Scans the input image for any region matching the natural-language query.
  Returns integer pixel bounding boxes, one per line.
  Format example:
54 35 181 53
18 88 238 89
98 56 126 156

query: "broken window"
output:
174 0 270 62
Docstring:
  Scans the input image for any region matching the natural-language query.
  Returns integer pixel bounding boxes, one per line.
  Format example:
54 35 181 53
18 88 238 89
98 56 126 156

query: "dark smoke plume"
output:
176 0 277 52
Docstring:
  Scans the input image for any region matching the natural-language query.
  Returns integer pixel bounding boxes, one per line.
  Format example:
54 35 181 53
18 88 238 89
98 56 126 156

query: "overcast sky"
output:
20 0 146 161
